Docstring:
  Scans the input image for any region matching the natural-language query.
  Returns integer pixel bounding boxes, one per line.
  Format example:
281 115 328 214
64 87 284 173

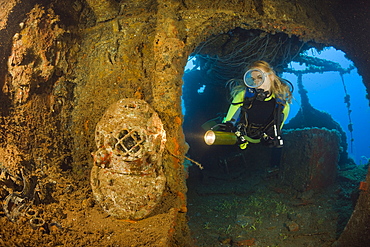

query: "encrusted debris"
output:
91 98 167 220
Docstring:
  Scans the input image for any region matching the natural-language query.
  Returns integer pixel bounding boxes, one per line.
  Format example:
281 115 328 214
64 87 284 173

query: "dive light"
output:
204 130 238 146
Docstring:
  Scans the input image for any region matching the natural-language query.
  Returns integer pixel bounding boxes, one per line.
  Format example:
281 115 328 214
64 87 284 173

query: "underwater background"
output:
283 47 370 166
182 47 369 246
183 47 370 166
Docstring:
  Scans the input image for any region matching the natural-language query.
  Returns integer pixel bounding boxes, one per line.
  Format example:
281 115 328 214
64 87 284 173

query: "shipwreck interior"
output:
0 0 370 246
182 30 366 245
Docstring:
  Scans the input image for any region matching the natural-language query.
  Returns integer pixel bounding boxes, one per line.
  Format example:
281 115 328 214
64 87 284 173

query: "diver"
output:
215 60 293 149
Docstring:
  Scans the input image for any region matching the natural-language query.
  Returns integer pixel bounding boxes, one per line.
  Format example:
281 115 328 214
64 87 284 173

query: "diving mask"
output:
243 68 270 88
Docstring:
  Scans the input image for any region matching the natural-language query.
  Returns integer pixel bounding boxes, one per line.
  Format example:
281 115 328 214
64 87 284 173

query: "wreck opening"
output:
183 28 319 172
183 28 306 169
182 28 366 246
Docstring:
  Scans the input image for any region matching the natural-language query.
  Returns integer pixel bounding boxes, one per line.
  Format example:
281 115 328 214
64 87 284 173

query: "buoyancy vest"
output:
223 88 290 143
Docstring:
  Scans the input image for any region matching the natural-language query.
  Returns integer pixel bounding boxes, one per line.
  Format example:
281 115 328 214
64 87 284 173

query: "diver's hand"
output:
261 135 283 148
234 130 247 144
217 122 234 132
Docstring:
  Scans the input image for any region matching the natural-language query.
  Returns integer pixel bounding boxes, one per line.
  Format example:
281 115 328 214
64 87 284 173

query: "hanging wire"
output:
340 72 354 152
191 29 306 86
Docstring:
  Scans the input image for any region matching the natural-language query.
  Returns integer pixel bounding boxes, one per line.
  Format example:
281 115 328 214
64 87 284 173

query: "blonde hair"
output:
229 60 292 104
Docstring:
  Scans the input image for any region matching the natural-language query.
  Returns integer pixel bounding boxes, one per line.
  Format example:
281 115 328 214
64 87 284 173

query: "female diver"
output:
221 60 293 149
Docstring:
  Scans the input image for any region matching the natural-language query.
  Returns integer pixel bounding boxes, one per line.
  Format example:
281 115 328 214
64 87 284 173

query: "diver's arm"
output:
222 90 245 124
280 102 290 129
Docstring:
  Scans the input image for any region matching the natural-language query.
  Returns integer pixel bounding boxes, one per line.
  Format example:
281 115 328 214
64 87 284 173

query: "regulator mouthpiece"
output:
204 130 238 145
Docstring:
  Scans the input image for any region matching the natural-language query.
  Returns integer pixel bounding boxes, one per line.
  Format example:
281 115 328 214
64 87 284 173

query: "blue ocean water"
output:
283 47 370 165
